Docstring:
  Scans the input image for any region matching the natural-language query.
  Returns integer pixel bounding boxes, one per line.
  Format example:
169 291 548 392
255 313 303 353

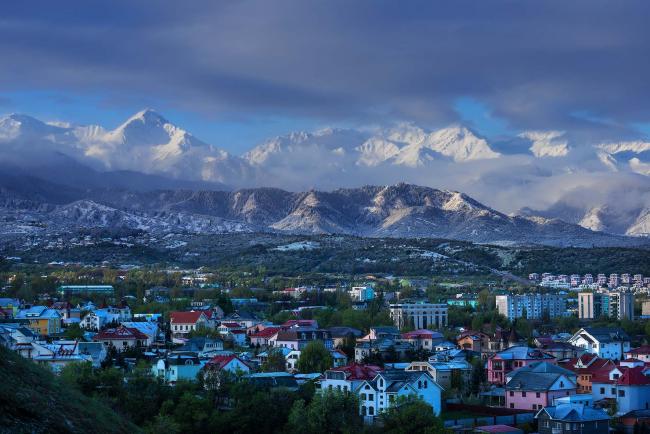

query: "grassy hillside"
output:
0 346 139 434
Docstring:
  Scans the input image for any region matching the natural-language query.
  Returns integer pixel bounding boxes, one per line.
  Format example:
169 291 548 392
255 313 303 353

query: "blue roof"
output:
537 404 609 422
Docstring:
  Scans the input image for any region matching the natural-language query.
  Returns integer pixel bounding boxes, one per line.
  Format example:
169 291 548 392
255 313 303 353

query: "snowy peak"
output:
519 130 569 158
0 113 65 141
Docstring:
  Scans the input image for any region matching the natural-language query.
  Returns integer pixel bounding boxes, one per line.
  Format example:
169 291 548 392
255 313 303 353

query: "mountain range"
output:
0 109 649 240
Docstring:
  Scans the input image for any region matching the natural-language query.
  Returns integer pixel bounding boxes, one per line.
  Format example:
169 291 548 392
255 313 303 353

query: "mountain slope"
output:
0 346 138 434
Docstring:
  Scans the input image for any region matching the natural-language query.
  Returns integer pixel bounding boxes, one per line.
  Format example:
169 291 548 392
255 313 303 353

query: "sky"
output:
1 1 650 153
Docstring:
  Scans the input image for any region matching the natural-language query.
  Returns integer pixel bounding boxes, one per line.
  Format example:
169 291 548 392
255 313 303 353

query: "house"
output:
120 321 159 346
77 342 107 368
169 311 211 342
93 325 148 350
487 346 556 385
229 329 247 347
328 326 363 348
319 363 383 394
223 311 260 328
80 310 116 331
218 322 245 335
273 328 333 350
358 326 401 342
401 329 444 351
406 359 472 391
457 330 490 354
281 319 319 329
535 404 609 434
534 336 584 360
177 337 224 357
620 410 650 434
331 349 348 368
626 345 650 363
568 327 631 360
505 362 577 411
553 393 594 407
591 364 650 415
249 326 281 347
152 353 204 384
30 341 94 373
0 324 37 357
0 298 21 317
356 370 443 419
15 306 61 336
205 354 251 375
354 338 413 363
49 301 80 323
558 353 615 393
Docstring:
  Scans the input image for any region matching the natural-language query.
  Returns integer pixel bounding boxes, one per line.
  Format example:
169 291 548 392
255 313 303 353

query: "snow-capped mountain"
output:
1 109 649 239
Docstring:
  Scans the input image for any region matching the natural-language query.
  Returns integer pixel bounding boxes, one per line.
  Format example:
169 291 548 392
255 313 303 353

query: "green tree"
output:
381 398 448 434
64 323 85 340
297 341 333 373
286 390 362 434
262 347 288 372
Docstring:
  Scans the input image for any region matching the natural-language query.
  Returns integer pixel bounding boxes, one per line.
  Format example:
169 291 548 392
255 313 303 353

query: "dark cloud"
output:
1 0 649 138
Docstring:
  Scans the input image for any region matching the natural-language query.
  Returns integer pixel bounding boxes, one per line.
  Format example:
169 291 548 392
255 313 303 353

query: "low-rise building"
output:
535 404 610 434
568 327 630 360
93 325 148 350
487 346 556 385
152 353 204 384
505 362 577 411
389 300 448 330
15 306 61 336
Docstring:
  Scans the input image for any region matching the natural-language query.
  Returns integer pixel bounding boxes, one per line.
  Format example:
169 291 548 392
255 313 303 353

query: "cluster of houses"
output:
7 290 650 432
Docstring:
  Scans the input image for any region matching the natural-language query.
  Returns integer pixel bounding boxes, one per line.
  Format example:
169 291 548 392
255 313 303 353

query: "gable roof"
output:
170 311 206 324
93 326 148 341
402 329 444 339
618 366 650 386
493 346 555 361
206 354 250 370
506 371 574 391
326 363 382 381
250 326 281 339
572 327 630 344
628 345 650 356
536 404 609 422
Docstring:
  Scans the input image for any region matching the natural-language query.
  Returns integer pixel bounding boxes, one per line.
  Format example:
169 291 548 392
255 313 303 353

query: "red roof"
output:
170 311 205 324
402 329 438 339
282 319 318 328
327 363 383 381
93 326 148 341
618 367 650 386
220 322 242 328
250 327 281 338
206 355 250 370
628 345 650 356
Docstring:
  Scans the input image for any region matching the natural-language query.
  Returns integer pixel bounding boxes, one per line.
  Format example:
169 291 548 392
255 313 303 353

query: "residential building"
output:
349 286 375 302
177 337 224 357
558 353 615 393
568 327 631 360
642 301 650 319
274 328 333 350
249 326 281 347
57 285 114 295
389 300 448 330
328 326 363 348
204 354 251 375
354 338 413 363
169 311 212 341
487 346 556 385
15 306 61 336
401 329 444 351
406 360 472 390
356 370 443 419
591 364 650 415
534 336 584 360
152 353 204 384
626 345 650 363
77 342 107 368
505 362 577 411
578 292 607 320
93 325 148 350
319 363 383 394
609 290 635 320
535 404 610 434
0 298 20 317
495 294 566 320
120 321 159 346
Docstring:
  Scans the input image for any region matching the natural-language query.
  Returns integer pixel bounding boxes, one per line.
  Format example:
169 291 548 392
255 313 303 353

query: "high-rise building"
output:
608 290 634 321
495 294 566 320
389 300 448 330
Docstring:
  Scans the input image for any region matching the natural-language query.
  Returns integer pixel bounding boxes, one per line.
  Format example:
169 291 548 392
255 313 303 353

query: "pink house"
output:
488 346 556 385
505 362 577 411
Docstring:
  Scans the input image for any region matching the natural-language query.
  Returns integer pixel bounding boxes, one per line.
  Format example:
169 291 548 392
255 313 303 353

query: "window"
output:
619 390 625 397
600 387 605 394
510 403 514 409
369 407 374 416
611 388 616 395
361 393 366 400
509 391 514 397
368 394 374 400
418 381 422 389
424 381 427 389
361 406 366 416
536 392 540 398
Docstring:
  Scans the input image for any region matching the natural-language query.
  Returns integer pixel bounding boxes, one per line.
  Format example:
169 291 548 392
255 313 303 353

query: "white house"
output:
356 370 443 419
591 364 650 415
568 327 630 360
169 311 211 342
319 364 384 394
120 321 159 346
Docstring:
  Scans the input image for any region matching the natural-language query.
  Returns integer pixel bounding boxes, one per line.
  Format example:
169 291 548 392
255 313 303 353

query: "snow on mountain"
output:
598 141 650 155
519 130 569 157
627 208 650 237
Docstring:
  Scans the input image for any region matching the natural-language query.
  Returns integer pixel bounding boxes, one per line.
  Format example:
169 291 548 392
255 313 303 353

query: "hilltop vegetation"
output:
0 346 138 434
